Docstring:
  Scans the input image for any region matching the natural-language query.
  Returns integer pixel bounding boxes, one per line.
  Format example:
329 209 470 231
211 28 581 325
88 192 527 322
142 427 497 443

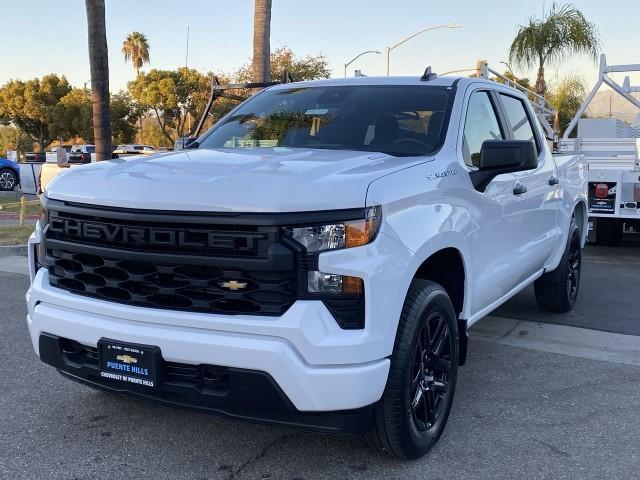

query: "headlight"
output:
285 206 381 252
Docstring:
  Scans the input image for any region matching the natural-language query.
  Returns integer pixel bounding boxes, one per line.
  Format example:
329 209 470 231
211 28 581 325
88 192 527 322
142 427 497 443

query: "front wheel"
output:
0 169 17 191
364 280 458 459
534 217 582 313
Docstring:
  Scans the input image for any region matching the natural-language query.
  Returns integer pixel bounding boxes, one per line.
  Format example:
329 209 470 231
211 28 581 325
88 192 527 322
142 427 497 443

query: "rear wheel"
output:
364 280 458 459
534 217 582 313
0 168 17 191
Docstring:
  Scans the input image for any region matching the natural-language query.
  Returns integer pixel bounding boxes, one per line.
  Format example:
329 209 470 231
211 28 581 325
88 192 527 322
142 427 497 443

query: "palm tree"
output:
122 31 150 77
122 31 150 143
509 2 599 96
84 0 112 161
547 75 587 136
252 0 272 83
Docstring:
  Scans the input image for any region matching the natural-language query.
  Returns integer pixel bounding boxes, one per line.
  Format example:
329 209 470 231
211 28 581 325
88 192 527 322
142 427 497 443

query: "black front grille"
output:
47 209 276 258
43 200 365 328
47 249 297 315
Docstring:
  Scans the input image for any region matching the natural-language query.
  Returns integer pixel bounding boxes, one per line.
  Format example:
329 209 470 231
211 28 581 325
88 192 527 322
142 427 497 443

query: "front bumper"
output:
26 268 390 414
38 333 373 433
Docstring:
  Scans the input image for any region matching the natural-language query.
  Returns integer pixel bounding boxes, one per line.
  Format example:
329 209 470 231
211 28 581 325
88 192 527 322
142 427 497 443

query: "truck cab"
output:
26 74 587 459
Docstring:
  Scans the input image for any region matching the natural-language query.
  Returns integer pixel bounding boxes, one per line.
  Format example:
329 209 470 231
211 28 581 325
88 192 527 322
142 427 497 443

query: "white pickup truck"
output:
26 74 587 459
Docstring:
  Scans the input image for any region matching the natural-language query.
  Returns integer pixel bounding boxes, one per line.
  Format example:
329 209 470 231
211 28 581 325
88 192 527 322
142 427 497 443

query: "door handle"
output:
513 184 527 195
548 176 559 186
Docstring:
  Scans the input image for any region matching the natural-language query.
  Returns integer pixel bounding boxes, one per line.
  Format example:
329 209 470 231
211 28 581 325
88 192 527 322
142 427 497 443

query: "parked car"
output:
38 145 121 193
27 74 588 459
113 144 157 156
45 145 72 163
23 152 45 163
69 144 96 163
0 157 20 191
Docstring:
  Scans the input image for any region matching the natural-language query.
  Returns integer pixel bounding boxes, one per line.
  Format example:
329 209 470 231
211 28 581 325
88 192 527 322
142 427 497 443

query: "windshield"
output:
198 85 453 157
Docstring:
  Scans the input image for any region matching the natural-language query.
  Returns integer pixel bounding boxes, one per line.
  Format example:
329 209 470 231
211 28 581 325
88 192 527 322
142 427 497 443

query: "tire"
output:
364 280 459 459
595 218 623 246
534 217 582 313
0 168 17 191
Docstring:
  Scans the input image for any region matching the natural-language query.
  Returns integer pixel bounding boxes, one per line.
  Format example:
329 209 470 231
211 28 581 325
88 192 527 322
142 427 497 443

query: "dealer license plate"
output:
98 339 162 388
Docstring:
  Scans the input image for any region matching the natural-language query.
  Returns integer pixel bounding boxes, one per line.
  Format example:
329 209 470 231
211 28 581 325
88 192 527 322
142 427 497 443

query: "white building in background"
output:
577 118 639 138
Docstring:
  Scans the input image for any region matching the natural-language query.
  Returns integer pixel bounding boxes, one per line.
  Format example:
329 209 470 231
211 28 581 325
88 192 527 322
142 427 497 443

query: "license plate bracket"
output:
98 338 162 388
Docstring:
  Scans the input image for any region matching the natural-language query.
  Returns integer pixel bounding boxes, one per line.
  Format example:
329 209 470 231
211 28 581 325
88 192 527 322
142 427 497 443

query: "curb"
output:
0 191 22 200
0 245 27 257
474 316 640 367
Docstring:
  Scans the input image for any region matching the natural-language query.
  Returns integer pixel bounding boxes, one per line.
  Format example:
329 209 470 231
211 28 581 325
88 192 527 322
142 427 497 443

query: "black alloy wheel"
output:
534 216 582 313
364 279 459 459
410 311 452 431
566 230 581 305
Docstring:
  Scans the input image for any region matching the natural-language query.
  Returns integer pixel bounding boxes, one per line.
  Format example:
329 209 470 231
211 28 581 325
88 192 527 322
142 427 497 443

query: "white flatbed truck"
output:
560 54 640 244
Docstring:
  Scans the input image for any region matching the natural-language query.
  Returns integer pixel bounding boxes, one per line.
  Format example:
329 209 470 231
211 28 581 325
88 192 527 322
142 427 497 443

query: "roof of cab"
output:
268 75 496 90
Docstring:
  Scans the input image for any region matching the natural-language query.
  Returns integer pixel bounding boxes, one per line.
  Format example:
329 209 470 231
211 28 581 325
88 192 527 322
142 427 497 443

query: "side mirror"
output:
471 140 538 192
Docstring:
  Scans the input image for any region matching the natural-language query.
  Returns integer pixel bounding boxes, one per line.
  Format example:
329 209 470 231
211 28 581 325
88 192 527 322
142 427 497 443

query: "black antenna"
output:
420 66 438 81
283 70 294 83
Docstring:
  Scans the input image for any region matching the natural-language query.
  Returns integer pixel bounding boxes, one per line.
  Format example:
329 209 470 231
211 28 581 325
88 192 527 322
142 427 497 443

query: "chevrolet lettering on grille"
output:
49 217 263 251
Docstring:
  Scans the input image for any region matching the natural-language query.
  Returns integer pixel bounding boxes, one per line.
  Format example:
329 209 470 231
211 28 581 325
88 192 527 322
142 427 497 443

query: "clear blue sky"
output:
1 0 639 91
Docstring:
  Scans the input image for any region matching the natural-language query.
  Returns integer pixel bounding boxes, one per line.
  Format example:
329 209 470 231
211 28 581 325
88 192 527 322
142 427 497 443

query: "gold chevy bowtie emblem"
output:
116 354 138 364
219 280 248 291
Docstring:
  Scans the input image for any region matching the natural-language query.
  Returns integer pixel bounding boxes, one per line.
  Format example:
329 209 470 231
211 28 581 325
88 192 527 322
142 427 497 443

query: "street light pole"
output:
386 23 462 75
344 50 381 77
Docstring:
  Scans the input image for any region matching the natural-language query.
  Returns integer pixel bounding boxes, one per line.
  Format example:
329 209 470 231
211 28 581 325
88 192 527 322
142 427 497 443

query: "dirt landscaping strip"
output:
0 226 34 246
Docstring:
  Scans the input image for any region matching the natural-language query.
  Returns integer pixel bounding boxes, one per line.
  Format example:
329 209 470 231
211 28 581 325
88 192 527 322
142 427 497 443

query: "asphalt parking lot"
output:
495 241 640 336
1 242 639 479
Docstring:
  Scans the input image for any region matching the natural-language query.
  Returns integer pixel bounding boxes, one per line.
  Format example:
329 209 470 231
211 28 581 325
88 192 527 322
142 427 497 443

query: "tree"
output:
122 31 150 77
509 2 599 95
85 0 112 160
546 75 586 136
122 31 150 143
0 126 33 157
128 68 210 143
140 123 174 148
0 75 71 152
252 0 272 83
49 89 140 144
49 88 93 141
236 47 331 83
110 92 141 144
496 71 532 91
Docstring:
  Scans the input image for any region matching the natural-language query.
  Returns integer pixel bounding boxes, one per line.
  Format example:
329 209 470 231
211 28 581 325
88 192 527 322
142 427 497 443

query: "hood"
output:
45 147 429 212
